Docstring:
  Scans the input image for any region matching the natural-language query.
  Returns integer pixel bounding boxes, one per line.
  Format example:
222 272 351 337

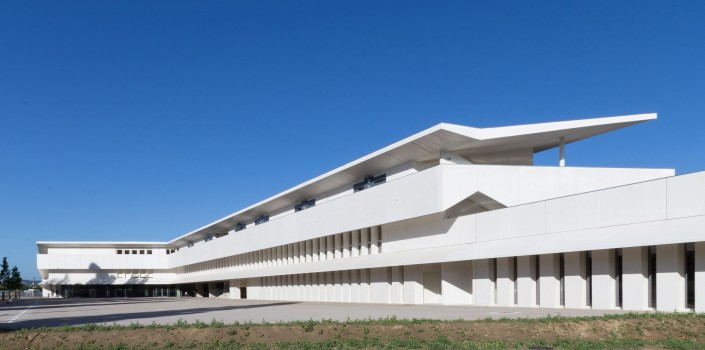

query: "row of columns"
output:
471 243 704 312
184 226 382 274
218 243 704 312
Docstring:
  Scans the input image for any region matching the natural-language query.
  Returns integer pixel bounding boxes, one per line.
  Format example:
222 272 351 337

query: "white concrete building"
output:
37 113 705 312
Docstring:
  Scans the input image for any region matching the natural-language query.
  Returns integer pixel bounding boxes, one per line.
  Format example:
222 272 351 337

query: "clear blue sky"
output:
1 1 704 281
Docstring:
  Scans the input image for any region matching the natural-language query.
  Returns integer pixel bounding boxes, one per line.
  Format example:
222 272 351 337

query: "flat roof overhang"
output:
167 113 657 247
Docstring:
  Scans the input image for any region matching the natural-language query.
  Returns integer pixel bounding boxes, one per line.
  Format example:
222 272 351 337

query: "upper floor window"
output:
353 174 386 192
295 198 316 212
116 249 123 254
255 215 269 225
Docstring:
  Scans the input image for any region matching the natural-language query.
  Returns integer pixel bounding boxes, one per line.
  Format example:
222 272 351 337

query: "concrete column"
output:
326 271 335 301
319 237 326 261
441 261 472 305
622 247 650 311
370 226 380 254
352 230 360 257
229 280 241 299
559 136 566 167
342 270 351 302
319 272 327 301
343 232 351 258
351 269 360 302
334 271 342 301
473 259 495 306
564 251 587 309
656 244 686 312
696 242 705 313
312 238 319 262
360 228 369 256
591 249 617 309
326 236 334 260
311 273 319 301
370 267 390 303
402 265 423 305
539 254 561 308
516 255 537 307
334 234 342 260
360 269 371 303
496 257 516 307
391 266 404 304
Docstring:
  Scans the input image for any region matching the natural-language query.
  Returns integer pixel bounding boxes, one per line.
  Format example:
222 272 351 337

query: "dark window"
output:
140 250 145 255
235 223 246 232
125 250 130 255
353 174 386 192
204 235 213 242
132 250 137 255
255 215 269 225
295 198 316 212
117 250 122 255
147 250 152 255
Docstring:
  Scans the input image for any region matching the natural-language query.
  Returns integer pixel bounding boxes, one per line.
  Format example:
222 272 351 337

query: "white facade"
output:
37 113 705 312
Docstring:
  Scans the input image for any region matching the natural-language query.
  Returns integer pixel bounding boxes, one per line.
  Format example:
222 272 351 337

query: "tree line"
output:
0 257 23 290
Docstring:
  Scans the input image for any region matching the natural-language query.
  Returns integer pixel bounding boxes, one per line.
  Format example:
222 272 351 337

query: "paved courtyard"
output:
1 297 631 330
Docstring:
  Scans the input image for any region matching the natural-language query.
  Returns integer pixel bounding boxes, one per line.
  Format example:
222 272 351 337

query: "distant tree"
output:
0 257 9 288
7 266 22 290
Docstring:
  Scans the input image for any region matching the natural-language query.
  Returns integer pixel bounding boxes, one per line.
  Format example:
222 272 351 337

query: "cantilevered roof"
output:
167 113 656 247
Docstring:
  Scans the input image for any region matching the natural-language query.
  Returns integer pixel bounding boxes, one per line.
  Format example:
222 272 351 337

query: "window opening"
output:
615 249 623 308
353 174 386 192
295 198 316 212
648 246 656 308
255 215 269 225
686 243 695 309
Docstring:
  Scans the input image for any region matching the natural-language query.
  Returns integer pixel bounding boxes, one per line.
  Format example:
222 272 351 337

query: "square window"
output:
132 250 137 254
125 250 130 255
140 250 145 254
117 250 122 254
147 250 152 254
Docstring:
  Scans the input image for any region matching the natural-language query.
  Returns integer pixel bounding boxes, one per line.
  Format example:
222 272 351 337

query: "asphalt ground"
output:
0 297 631 330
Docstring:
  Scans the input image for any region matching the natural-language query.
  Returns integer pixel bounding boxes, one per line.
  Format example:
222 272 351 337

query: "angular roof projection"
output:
167 113 656 246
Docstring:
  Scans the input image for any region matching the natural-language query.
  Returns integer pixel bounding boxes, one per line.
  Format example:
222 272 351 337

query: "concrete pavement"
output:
1 297 633 330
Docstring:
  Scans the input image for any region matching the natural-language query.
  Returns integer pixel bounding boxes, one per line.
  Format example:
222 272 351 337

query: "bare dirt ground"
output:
1 315 704 349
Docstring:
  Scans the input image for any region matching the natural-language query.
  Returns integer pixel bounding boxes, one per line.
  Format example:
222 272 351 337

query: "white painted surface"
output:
656 244 686 312
622 247 650 311
563 252 587 309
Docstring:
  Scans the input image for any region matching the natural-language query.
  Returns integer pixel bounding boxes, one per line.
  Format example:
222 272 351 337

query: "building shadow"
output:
1 301 299 330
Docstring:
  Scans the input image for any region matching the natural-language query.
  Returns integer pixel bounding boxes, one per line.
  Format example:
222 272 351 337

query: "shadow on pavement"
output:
1 301 299 330
0 298 179 311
